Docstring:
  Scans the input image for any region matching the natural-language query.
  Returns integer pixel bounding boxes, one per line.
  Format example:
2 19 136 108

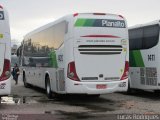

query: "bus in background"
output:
20 13 129 98
129 20 160 92
0 5 11 98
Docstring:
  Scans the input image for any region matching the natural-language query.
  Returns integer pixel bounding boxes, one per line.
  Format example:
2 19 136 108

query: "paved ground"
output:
1 76 160 120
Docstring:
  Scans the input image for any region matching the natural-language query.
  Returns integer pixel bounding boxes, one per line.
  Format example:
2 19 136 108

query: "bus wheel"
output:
126 82 134 94
23 74 29 88
154 90 160 94
45 76 53 99
89 94 100 98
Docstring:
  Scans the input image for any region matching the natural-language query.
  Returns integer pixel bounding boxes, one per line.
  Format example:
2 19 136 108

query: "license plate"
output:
96 84 107 89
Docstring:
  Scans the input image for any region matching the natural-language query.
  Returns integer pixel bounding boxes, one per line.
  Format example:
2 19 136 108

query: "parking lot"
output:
0 76 160 120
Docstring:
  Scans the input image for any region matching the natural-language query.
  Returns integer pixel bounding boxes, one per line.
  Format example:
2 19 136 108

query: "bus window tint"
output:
129 24 160 50
129 28 143 50
143 25 159 49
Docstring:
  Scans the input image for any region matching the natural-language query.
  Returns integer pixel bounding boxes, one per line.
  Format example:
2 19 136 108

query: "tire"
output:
126 81 134 94
89 94 100 98
45 76 52 99
154 90 160 94
23 73 29 88
45 76 58 99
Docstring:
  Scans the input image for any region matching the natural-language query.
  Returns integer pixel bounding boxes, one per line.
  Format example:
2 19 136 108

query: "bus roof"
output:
24 13 126 39
129 20 160 30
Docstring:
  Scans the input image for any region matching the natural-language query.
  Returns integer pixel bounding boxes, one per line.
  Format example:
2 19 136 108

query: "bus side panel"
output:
24 67 35 85
64 38 74 93
130 46 158 90
157 44 160 89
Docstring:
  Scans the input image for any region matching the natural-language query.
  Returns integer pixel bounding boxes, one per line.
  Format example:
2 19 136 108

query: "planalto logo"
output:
0 11 4 20
102 19 125 28
75 18 126 28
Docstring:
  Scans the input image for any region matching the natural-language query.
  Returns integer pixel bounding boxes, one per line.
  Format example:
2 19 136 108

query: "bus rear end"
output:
0 5 11 96
66 13 129 94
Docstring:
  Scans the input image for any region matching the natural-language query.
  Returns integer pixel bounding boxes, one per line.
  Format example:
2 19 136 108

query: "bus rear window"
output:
74 18 126 28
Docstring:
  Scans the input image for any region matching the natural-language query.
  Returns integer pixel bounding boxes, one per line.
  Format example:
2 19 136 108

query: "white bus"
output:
20 13 129 98
129 20 160 92
0 5 11 97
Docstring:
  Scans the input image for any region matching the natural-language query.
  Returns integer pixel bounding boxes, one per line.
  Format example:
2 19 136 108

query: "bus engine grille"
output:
78 45 123 55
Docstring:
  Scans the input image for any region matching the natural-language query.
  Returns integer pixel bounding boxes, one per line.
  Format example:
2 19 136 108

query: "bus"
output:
129 20 160 92
0 5 11 98
20 13 129 98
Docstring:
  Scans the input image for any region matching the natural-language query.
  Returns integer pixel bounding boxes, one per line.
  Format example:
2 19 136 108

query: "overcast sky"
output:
0 0 160 44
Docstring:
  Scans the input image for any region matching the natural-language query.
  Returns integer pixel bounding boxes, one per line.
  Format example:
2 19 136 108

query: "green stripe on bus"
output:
129 50 145 67
129 52 136 67
49 50 58 68
75 19 95 27
84 19 95 26
75 19 86 26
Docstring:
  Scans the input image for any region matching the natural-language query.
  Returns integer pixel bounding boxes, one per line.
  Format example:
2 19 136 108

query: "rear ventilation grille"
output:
82 77 98 80
78 45 122 55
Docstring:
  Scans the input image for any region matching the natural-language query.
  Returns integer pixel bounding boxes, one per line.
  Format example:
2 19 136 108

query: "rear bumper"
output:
66 79 128 94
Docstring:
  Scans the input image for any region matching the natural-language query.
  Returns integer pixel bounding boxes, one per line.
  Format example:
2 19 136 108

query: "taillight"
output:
67 61 80 81
0 59 11 81
0 5 3 9
118 15 124 19
73 13 79 17
120 61 129 80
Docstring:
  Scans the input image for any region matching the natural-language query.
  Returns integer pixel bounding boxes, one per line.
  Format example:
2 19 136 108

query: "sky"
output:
0 0 160 45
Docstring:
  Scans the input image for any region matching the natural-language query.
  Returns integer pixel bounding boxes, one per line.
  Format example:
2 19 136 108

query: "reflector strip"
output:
81 35 120 38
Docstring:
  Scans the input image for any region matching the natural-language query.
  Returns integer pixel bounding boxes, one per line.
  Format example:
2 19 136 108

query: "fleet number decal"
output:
58 55 63 62
148 54 155 61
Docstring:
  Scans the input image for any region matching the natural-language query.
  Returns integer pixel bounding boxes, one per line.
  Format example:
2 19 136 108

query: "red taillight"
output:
118 15 124 19
0 5 3 9
120 61 129 80
73 13 79 17
93 13 106 15
0 59 11 81
67 61 80 81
